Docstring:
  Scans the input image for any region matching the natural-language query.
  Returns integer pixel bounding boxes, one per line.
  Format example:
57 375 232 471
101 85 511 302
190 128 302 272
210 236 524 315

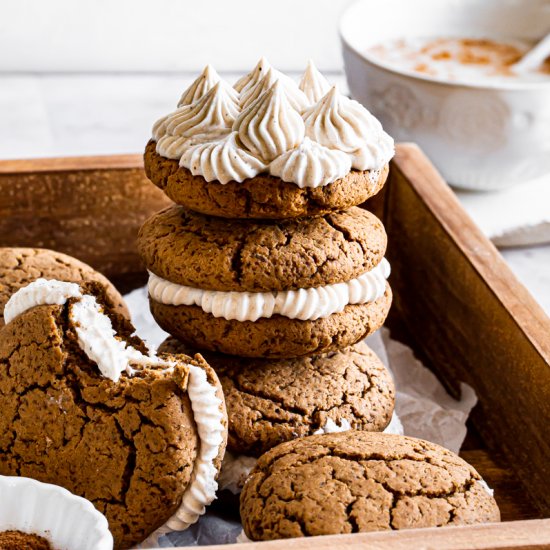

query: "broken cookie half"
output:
0 279 227 549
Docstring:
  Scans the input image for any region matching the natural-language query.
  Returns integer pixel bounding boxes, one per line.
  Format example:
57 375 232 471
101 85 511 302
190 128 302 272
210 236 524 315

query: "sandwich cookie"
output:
0 279 227 549
138 205 392 358
145 59 394 219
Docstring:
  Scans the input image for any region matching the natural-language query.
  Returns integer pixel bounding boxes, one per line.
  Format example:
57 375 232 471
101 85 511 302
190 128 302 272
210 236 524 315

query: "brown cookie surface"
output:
240 431 501 541
160 339 395 456
0 530 52 550
0 248 129 327
138 205 386 292
151 285 391 358
144 140 389 219
0 291 227 549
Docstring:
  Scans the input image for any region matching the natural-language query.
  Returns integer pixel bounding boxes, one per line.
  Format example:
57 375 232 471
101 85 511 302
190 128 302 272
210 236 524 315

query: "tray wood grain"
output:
0 146 548 548
371 144 550 518
0 154 171 286
207 519 550 550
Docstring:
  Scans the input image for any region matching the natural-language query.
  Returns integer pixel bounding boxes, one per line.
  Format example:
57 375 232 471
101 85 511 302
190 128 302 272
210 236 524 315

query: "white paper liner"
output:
0 475 113 550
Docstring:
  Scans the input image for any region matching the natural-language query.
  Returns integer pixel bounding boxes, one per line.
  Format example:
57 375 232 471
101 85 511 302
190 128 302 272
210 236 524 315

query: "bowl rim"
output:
339 0 550 92
0 475 113 549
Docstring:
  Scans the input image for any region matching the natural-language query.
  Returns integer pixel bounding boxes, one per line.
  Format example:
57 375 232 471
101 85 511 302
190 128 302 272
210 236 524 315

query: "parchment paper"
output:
125 287 477 548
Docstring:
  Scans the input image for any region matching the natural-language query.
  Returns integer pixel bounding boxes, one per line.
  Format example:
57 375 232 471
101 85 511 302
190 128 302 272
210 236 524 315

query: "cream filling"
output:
477 479 495 497
5 279 225 539
313 418 352 434
4 278 82 324
148 258 390 322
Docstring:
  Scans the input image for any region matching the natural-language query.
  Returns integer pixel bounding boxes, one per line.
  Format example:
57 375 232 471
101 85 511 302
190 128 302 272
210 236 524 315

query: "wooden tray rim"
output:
2 146 549 548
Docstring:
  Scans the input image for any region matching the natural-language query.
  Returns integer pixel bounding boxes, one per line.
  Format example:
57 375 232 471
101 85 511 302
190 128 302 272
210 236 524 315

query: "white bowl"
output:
340 0 550 191
0 475 113 550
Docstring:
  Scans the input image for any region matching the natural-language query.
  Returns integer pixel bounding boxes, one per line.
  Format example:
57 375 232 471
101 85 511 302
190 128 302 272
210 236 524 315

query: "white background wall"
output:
0 0 355 73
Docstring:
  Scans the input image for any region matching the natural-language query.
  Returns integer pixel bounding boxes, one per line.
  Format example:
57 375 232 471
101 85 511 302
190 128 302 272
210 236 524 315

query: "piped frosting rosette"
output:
151 58 394 187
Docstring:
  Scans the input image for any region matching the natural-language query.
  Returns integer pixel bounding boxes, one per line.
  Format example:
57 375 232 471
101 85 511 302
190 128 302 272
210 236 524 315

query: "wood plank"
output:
460 449 541 522
0 154 143 174
187 519 550 550
382 144 550 515
0 156 170 279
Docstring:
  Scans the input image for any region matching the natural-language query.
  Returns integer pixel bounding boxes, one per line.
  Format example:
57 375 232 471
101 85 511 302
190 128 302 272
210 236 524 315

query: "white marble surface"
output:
0 73 548 316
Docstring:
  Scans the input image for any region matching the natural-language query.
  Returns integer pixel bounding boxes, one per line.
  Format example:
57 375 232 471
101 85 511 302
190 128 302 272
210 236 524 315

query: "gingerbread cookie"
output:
145 140 389 219
240 432 500 541
0 531 52 550
160 339 395 456
0 279 227 549
138 206 391 358
145 59 394 219
0 248 128 327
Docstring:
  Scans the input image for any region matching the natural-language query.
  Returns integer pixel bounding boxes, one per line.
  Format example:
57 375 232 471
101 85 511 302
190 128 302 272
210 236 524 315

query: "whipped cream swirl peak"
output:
233 56 271 92
180 131 267 184
153 82 239 139
239 67 309 112
153 82 240 159
233 81 305 163
178 64 220 107
269 137 351 188
303 86 395 171
299 60 331 104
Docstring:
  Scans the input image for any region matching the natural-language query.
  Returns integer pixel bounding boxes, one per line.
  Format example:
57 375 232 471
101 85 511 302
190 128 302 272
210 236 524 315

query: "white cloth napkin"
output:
456 174 550 247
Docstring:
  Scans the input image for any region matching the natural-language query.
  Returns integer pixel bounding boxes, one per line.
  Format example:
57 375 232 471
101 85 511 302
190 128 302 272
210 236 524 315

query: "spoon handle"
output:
513 32 550 73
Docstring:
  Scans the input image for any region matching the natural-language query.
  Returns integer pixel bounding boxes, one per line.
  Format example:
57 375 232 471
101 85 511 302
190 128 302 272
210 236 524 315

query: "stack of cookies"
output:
138 59 397 485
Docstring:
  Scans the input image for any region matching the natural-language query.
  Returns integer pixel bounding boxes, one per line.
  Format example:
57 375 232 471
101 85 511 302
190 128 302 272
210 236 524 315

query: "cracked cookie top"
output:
160 339 395 457
0 280 227 549
240 431 500 541
138 205 386 292
0 247 129 327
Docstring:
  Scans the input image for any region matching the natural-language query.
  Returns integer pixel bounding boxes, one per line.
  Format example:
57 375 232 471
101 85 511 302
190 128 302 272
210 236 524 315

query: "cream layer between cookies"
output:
4 279 225 539
148 257 390 322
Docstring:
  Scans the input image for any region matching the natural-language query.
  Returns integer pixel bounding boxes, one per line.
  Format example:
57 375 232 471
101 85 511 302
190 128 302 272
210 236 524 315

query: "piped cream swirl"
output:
155 131 230 162
303 86 395 170
151 60 394 184
178 65 220 107
153 82 239 159
239 67 309 112
180 132 267 184
233 81 305 163
233 57 271 92
148 258 390 322
299 60 331 104
269 137 351 188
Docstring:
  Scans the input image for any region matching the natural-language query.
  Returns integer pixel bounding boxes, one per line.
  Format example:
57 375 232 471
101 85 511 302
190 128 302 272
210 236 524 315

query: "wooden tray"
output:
0 145 549 549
